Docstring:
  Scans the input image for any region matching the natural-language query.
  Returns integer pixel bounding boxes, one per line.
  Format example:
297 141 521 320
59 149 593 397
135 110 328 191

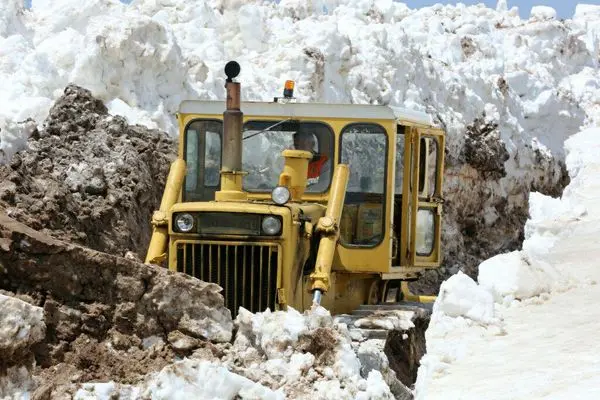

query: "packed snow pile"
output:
415 127 600 399
0 84 176 257
478 127 600 303
72 306 399 400
0 0 598 288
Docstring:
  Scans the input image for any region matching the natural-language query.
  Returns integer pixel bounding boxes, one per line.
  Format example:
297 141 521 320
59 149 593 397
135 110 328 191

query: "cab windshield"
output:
242 120 333 193
182 119 333 201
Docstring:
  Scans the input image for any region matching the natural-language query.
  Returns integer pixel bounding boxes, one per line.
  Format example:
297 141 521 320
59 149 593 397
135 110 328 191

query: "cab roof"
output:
179 100 434 127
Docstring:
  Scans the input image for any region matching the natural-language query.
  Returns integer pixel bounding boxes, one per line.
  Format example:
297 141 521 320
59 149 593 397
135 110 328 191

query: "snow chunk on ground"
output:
354 310 415 331
142 360 284 400
433 271 495 324
0 293 45 363
224 306 390 398
478 252 561 303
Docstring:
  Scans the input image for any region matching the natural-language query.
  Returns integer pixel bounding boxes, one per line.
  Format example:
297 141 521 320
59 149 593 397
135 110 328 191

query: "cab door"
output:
400 127 445 267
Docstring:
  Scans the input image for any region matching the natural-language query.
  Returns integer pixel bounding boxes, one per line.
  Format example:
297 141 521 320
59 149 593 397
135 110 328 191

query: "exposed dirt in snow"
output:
0 212 232 398
31 339 178 399
0 85 176 258
462 116 510 180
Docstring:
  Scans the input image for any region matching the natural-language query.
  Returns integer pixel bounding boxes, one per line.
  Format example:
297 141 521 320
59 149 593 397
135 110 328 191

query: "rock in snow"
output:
0 294 45 399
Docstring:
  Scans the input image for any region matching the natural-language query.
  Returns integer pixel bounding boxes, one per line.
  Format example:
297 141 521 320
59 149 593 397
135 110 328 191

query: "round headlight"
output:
262 216 282 235
175 213 195 232
271 186 291 205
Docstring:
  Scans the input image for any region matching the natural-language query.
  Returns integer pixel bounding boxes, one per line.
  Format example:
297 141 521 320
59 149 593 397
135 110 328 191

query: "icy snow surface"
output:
415 127 600 399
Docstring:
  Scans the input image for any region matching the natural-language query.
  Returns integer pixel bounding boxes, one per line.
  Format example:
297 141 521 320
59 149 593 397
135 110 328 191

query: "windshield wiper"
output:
242 119 297 141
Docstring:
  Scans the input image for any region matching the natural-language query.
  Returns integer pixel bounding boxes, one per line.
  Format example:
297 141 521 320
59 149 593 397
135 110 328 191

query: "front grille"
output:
176 242 279 318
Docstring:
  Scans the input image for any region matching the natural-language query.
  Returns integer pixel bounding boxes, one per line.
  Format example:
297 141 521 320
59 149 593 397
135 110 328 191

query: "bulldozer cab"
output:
178 104 444 263
146 66 445 317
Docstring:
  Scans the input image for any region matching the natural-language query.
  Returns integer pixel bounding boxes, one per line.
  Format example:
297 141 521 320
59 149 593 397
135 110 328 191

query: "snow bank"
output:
416 126 600 398
414 273 503 399
478 127 600 302
1 0 597 159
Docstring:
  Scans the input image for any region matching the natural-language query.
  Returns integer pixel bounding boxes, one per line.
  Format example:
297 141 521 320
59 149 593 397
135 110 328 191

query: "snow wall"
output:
1 0 599 287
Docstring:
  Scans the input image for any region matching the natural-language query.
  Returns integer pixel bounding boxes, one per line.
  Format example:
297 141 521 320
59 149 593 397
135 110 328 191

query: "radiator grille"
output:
176 242 279 318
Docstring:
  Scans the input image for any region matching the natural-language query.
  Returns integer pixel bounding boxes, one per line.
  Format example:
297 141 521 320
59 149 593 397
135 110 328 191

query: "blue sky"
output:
24 0 598 19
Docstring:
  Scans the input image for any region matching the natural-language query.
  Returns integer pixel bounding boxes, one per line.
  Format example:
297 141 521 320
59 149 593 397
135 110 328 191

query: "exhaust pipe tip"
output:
225 61 240 82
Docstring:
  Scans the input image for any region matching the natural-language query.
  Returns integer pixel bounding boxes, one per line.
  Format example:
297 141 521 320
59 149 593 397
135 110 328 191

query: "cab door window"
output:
339 123 387 247
416 136 440 256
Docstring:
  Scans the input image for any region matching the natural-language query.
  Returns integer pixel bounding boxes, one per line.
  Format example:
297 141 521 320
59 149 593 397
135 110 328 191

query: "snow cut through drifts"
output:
0 0 599 167
416 127 600 398
479 127 600 303
414 272 504 400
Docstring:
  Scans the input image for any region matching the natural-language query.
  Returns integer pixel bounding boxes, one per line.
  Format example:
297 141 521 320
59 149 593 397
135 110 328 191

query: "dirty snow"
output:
0 294 45 361
0 294 45 399
71 306 395 399
415 127 600 399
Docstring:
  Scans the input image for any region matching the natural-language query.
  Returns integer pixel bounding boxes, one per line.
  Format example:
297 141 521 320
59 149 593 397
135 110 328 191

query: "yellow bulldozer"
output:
145 62 445 319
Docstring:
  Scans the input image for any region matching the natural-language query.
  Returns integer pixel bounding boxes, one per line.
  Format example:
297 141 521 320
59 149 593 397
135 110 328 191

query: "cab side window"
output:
339 123 387 247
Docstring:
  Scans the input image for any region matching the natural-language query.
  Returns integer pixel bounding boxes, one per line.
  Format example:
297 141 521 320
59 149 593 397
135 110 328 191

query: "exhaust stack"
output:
216 61 247 202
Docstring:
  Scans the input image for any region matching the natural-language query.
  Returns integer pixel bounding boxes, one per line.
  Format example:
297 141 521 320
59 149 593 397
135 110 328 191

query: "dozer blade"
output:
335 301 432 340
333 301 432 396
